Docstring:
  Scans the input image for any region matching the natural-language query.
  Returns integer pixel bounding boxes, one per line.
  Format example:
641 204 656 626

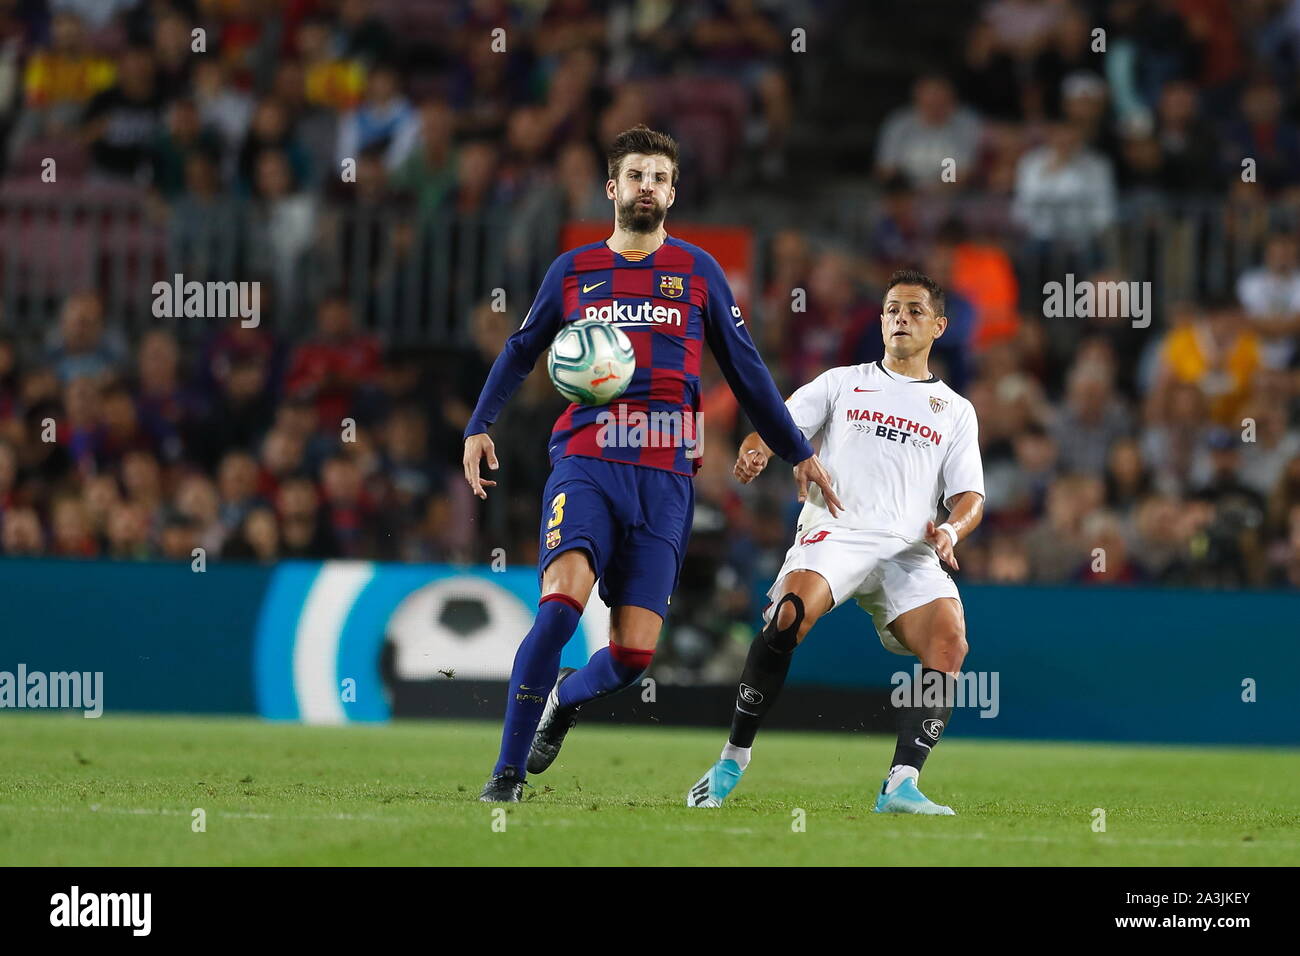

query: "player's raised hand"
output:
793 455 843 517
925 520 959 570
463 433 499 500
733 433 770 484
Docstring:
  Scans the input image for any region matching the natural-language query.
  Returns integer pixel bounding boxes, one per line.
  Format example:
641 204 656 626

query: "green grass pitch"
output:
1 713 1297 866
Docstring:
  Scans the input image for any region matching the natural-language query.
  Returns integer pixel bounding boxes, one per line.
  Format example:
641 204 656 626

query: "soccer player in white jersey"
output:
687 269 985 815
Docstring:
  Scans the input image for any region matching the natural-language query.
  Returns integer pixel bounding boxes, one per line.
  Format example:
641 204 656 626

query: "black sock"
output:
888 667 955 780
728 594 804 748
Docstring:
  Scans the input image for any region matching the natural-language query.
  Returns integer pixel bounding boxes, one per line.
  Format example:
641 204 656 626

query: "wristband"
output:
937 522 958 548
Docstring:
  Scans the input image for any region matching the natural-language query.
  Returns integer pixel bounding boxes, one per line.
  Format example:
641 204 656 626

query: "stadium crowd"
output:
0 0 1298 677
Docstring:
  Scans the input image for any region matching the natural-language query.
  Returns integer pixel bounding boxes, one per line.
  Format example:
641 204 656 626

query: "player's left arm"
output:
462 254 568 498
925 492 983 571
928 400 986 571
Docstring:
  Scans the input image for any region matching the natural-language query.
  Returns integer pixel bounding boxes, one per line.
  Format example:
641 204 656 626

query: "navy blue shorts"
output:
537 455 694 619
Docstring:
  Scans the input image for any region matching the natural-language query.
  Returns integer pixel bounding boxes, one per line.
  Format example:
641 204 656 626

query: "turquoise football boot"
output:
874 777 956 815
686 759 745 808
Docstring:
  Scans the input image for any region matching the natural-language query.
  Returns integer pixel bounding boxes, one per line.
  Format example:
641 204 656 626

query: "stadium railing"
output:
0 190 1288 350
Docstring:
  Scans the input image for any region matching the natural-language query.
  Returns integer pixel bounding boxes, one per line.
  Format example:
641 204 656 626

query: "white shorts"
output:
763 528 961 655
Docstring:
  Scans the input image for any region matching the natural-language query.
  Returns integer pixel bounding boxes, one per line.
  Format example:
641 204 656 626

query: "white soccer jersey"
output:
784 360 984 540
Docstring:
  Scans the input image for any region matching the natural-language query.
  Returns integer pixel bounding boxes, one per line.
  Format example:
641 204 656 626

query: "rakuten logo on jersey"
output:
584 300 683 326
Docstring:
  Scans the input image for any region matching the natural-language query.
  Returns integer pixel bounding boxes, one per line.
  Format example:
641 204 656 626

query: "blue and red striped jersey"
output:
465 236 814 476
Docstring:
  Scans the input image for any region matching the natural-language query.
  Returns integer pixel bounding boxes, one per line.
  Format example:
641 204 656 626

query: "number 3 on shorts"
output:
546 492 566 529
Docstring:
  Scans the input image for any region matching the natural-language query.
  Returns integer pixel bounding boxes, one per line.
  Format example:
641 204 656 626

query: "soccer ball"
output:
547 318 636 405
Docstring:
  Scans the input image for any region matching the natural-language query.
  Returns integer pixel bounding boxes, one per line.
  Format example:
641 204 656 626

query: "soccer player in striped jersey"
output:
465 125 841 801
686 270 985 815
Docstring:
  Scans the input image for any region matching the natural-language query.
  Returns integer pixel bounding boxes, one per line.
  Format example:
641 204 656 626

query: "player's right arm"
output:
463 255 569 499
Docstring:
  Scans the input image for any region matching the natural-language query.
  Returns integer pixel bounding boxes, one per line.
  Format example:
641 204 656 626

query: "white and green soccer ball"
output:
547 318 636 405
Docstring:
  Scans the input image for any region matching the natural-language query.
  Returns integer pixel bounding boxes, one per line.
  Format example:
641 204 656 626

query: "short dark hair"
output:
884 268 945 315
607 125 679 185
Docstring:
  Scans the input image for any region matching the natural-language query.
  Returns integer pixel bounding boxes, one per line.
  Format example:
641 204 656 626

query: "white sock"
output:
721 742 751 771
884 764 919 794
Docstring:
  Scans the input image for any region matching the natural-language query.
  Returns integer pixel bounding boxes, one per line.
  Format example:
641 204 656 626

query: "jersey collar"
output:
876 359 938 384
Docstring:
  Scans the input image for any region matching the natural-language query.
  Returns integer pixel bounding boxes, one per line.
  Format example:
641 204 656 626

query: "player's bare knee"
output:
543 550 594 597
929 627 967 669
774 595 799 632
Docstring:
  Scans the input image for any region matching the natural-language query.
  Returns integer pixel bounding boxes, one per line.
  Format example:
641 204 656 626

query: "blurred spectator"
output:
10 10 114 156
319 453 380 558
159 510 201 561
298 14 365 112
1189 428 1268 586
1022 473 1102 582
153 97 222 198
134 330 190 462
269 57 337 187
984 422 1057 526
250 148 318 301
217 449 264 534
1103 436 1153 514
1059 71 1115 158
81 44 164 182
45 292 122 383
336 0 395 65
192 352 275 470
1072 510 1146 584
335 64 419 172
175 473 226 556
222 505 280 562
1142 379 1208 496
869 175 926 273
1236 231 1300 370
1222 77 1300 193
276 475 336 558
2 505 44 555
285 293 382 430
875 73 982 190
237 97 310 193
1239 399 1300 497
1051 360 1131 476
941 218 1021 350
151 5 193 94
51 494 97 557
1152 301 1261 427
1154 79 1220 195
106 499 153 560
1013 119 1116 247
784 250 874 384
392 99 457 216
192 57 254 166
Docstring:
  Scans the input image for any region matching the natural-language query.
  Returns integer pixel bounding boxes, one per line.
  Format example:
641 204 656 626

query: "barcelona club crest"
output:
545 529 562 550
659 274 685 299
929 396 949 414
